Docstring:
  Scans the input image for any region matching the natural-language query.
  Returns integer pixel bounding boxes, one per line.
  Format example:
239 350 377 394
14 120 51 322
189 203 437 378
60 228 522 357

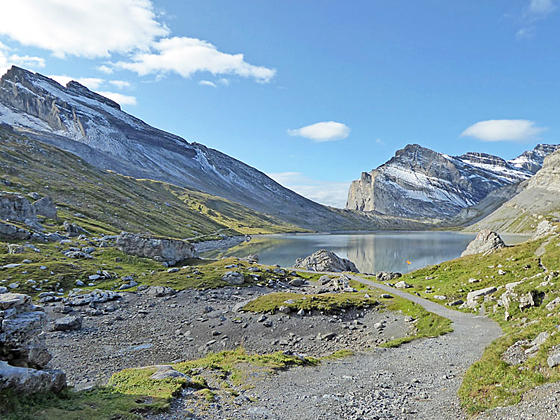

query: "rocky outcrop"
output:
116 232 196 265
346 144 558 220
0 191 38 227
32 196 57 219
294 250 359 273
0 293 66 393
461 230 506 257
533 220 558 240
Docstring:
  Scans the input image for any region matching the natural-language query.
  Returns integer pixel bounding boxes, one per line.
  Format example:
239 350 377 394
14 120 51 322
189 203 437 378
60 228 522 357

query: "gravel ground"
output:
44 282 411 390
148 274 504 420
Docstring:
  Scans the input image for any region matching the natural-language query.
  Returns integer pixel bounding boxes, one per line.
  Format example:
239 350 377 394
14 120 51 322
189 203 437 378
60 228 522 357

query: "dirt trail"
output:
231 273 503 420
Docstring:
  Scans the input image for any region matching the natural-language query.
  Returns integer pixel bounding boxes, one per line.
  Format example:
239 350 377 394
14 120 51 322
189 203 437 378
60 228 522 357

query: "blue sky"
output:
1 0 559 207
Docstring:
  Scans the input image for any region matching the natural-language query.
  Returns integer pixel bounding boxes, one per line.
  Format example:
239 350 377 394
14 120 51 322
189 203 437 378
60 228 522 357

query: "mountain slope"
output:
0 66 359 231
346 143 558 220
467 149 560 233
0 126 303 238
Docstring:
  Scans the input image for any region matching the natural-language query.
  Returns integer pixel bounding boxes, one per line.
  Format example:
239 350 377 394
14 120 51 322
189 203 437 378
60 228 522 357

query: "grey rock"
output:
376 272 402 282
222 271 244 285
547 347 560 368
466 287 497 309
53 315 82 331
461 230 506 257
394 280 412 289
116 232 196 265
0 361 65 394
149 365 189 380
294 249 359 273
32 196 57 219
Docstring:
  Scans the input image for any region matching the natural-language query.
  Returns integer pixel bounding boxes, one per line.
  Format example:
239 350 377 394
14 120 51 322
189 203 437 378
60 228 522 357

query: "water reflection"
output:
206 231 529 274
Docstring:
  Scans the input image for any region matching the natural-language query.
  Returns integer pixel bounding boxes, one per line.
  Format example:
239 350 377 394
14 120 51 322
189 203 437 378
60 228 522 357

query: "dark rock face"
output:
347 144 559 220
461 230 506 257
0 66 356 231
32 196 57 219
294 249 359 273
116 232 196 265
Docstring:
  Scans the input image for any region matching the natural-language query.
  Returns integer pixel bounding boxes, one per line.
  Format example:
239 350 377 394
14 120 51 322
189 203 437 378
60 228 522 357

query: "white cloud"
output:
218 78 230 86
199 80 217 88
461 119 545 142
49 75 105 90
529 0 556 15
0 0 168 58
97 91 137 106
287 121 350 142
268 172 351 208
109 80 131 89
97 65 114 74
8 54 45 68
116 36 276 83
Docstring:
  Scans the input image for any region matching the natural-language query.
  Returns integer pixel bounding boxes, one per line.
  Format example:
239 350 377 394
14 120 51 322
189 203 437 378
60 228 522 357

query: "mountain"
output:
0 66 363 231
346 143 559 220
0 126 303 238
467 149 560 233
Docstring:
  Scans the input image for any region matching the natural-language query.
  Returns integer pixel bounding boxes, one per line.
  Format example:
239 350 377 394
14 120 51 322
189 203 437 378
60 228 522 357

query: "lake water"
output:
205 231 530 274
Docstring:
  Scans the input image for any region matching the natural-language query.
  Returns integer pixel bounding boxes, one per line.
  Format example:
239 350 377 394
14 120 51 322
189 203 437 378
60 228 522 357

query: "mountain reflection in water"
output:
205 231 529 274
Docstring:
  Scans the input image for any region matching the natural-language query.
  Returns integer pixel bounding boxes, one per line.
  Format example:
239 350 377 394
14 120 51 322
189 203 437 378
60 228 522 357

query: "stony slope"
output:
0 66 364 231
468 149 560 233
0 126 301 239
346 144 559 220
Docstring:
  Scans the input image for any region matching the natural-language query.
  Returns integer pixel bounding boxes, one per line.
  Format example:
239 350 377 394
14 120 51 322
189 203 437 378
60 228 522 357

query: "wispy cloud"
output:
97 65 113 74
49 75 105 90
199 80 217 88
461 119 545 142
287 121 350 142
97 91 137 106
109 80 131 89
517 0 557 39
268 172 351 208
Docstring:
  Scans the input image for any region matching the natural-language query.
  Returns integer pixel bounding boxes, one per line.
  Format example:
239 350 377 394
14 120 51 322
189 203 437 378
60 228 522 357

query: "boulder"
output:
0 192 38 227
116 232 196 265
519 290 544 311
376 272 402 282
53 315 82 332
294 249 359 273
394 280 412 289
7 244 25 254
150 365 189 380
32 196 57 219
222 271 244 285
465 286 497 309
63 221 89 237
548 347 560 368
0 361 66 394
461 230 506 257
0 220 32 240
0 293 67 393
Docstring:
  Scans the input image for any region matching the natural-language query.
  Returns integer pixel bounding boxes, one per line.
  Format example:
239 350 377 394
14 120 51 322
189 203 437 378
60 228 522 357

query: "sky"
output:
0 0 559 208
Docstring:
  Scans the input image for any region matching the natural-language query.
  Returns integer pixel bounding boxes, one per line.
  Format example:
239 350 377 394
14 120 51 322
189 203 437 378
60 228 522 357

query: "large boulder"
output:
116 232 197 265
32 196 57 219
0 192 38 227
533 220 558 240
0 293 67 394
294 249 359 273
461 230 506 257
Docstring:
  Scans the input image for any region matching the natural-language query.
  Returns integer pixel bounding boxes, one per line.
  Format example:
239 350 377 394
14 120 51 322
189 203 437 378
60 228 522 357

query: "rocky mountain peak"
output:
509 144 560 174
346 143 558 220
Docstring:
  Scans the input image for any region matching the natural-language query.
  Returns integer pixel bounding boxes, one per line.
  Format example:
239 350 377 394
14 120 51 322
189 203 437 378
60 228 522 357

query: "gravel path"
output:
229 274 503 420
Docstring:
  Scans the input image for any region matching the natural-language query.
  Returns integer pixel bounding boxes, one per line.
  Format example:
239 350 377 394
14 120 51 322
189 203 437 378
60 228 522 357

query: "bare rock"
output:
461 230 506 257
32 196 57 219
53 315 82 332
294 249 359 273
116 232 196 265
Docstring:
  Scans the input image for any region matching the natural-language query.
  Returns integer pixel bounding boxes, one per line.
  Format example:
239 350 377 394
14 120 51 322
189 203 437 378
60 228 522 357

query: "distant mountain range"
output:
346 143 559 221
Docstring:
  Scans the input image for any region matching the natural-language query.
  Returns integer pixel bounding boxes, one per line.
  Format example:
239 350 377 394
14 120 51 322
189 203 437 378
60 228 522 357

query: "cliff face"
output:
467 149 560 233
346 144 559 220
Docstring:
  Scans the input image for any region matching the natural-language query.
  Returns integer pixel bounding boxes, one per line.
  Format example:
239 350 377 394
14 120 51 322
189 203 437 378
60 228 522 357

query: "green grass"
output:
374 230 560 413
0 348 319 419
